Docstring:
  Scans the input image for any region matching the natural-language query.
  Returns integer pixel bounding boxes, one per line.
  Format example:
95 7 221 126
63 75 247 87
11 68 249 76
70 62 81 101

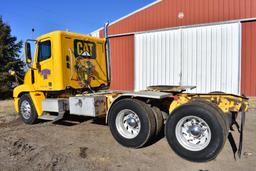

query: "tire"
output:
192 100 229 133
108 98 156 148
19 94 38 124
151 106 164 137
165 101 227 162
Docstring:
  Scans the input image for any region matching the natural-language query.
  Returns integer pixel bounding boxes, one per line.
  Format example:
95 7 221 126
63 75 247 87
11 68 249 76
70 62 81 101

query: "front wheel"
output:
165 101 227 162
19 94 38 124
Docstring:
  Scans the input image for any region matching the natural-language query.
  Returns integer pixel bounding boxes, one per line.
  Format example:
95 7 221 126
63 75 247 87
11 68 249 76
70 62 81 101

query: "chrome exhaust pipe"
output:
104 22 111 83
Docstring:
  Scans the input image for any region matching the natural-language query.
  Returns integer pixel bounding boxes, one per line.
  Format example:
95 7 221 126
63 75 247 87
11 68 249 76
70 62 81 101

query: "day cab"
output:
12 29 249 163
13 31 109 117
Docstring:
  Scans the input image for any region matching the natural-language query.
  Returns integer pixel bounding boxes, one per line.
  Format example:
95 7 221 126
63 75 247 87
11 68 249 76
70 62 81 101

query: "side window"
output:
38 40 51 62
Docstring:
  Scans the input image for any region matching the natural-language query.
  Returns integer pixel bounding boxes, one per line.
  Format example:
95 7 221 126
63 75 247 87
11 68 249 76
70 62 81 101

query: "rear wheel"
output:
165 101 227 162
19 94 38 124
108 98 156 148
151 106 164 137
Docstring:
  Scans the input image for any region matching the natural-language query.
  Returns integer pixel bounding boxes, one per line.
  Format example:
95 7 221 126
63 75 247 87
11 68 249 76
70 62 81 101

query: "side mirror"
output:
24 42 32 64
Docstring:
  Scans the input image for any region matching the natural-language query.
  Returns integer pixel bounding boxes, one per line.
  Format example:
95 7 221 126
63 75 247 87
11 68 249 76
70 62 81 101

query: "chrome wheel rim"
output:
20 100 31 120
175 116 211 151
115 109 141 139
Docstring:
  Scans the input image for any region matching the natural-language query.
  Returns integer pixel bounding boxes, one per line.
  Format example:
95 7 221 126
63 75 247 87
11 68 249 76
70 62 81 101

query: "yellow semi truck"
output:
12 24 248 162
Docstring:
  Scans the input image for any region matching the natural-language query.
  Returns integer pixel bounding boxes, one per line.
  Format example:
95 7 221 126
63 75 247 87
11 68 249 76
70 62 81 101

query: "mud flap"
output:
228 111 245 160
238 111 245 158
228 133 237 159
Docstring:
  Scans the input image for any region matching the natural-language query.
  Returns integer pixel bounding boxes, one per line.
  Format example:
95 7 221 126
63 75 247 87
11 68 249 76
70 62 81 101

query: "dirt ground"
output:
0 100 255 171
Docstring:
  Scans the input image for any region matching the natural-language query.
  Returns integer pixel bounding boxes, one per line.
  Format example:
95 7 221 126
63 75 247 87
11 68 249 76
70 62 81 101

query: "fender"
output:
105 91 172 124
13 84 34 98
29 91 45 116
13 84 35 112
13 85 45 116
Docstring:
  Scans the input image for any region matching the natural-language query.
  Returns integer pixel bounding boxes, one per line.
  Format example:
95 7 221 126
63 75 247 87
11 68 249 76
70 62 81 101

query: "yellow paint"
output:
13 97 19 112
29 91 45 116
26 31 108 91
13 87 45 115
13 31 108 115
169 95 190 112
59 32 108 90
105 94 118 109
169 94 249 114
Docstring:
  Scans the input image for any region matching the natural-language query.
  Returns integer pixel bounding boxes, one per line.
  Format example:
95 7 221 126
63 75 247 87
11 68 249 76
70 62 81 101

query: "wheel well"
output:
18 92 29 98
106 95 171 124
106 96 131 124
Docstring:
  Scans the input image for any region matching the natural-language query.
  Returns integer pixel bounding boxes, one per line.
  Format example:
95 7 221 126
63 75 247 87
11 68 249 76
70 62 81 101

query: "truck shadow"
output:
144 128 165 147
48 115 164 146
53 115 107 127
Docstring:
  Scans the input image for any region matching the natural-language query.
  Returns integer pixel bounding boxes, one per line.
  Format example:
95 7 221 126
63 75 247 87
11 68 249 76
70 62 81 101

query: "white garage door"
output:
135 29 182 91
135 22 241 94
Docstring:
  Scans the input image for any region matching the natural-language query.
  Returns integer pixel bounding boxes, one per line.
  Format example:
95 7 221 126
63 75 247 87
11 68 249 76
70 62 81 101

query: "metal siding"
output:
135 29 181 91
241 22 256 96
107 0 256 35
135 23 241 94
109 35 134 90
98 0 256 92
182 23 241 94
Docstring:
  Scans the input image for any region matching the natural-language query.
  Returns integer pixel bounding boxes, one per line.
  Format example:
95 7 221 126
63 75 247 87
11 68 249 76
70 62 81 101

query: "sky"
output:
0 0 155 42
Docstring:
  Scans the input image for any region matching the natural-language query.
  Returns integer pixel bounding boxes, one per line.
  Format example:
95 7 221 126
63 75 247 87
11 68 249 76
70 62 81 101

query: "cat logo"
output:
74 39 96 58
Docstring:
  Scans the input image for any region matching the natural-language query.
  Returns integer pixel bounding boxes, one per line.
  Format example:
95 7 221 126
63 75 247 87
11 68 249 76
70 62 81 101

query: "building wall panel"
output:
135 23 241 94
109 35 134 90
98 0 256 93
241 22 256 96
105 0 256 35
135 29 182 91
181 23 241 94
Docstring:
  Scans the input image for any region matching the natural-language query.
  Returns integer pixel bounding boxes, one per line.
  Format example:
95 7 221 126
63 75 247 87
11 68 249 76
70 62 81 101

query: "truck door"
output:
34 39 54 90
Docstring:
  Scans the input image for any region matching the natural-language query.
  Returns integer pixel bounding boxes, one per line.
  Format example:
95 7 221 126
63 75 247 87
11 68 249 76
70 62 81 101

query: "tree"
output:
0 16 24 99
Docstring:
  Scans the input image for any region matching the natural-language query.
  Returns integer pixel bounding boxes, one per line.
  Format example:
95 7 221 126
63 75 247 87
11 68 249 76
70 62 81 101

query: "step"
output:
39 114 58 121
39 111 65 122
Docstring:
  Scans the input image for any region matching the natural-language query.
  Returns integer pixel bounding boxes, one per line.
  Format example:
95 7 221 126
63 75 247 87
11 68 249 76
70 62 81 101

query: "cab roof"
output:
37 30 105 42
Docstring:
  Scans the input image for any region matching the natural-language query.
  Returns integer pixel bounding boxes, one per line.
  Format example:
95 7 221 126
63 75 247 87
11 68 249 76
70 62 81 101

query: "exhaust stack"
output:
104 22 111 83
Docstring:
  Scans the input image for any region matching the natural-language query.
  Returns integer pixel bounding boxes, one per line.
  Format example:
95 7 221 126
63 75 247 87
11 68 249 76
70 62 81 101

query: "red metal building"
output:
94 0 256 96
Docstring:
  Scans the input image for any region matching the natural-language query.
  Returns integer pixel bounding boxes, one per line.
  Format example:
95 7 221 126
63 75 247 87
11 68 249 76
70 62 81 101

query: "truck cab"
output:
13 31 109 115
